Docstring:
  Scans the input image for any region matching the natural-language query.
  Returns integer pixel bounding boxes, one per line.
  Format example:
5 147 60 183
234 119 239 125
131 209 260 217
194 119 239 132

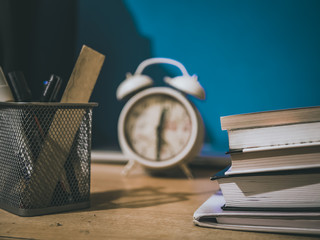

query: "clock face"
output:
124 94 192 162
118 87 204 169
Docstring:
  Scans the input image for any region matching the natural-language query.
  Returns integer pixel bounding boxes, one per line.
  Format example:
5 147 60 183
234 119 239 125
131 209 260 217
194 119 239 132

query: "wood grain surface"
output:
0 163 316 240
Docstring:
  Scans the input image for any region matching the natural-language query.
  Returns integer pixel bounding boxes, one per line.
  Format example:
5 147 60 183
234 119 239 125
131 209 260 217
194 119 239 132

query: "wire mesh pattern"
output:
0 102 95 216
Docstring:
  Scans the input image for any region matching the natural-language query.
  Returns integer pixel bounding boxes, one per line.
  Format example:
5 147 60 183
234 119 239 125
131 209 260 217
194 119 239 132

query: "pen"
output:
40 74 62 102
37 74 63 139
7 71 32 102
40 75 74 203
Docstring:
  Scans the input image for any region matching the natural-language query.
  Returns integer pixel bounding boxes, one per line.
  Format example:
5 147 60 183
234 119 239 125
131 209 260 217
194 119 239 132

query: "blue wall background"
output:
78 0 320 155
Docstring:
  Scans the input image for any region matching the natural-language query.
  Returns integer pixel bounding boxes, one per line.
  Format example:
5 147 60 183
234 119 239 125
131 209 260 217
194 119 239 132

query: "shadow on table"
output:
139 164 225 180
88 186 210 211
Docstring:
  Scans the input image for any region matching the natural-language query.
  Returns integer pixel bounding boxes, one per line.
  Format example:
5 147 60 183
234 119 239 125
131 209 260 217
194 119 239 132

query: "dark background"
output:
1 0 320 155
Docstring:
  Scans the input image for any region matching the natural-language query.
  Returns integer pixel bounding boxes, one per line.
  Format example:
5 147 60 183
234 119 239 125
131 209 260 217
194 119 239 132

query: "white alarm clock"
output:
116 58 206 178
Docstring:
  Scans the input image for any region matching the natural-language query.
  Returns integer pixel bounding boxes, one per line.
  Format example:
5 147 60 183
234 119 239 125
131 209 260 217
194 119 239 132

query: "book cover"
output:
221 106 320 130
193 192 320 235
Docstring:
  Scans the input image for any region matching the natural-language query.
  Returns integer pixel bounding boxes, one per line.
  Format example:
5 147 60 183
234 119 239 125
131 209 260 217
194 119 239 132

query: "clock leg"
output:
121 160 136 176
180 163 193 180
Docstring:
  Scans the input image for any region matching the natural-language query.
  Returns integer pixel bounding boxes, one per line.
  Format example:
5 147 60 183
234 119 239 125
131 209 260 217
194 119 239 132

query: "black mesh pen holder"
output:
0 102 97 216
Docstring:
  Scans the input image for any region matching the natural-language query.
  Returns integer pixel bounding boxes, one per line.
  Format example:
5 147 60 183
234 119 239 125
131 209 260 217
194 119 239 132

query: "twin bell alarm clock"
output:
116 58 206 178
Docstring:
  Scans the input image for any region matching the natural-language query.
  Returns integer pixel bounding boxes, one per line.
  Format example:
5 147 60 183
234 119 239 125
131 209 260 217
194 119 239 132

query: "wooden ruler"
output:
61 45 105 103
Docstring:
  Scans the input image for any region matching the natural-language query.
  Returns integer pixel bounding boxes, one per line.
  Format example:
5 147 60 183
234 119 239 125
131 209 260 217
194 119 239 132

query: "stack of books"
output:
194 106 320 235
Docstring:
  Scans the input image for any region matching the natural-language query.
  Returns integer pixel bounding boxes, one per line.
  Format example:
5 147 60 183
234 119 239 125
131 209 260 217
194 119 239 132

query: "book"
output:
220 106 320 151
228 145 320 174
226 122 320 151
221 106 320 130
212 167 320 209
194 106 320 235
193 192 320 235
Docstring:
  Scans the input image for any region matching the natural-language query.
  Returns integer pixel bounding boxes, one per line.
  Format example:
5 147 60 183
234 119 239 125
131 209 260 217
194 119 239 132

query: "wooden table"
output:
0 163 317 240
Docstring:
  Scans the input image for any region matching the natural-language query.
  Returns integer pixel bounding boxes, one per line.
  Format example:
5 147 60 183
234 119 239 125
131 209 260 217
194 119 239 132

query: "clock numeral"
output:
141 101 149 109
179 139 186 147
131 111 140 118
166 121 177 131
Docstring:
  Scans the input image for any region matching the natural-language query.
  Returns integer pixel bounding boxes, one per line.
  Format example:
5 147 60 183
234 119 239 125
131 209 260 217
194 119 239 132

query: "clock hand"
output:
156 108 167 161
